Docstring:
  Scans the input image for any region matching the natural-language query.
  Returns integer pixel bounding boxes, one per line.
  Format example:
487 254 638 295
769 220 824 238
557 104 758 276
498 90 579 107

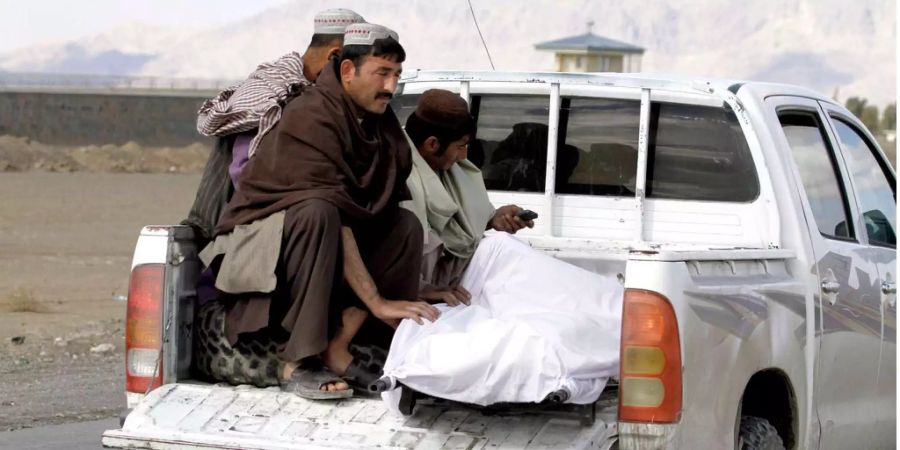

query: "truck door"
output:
820 103 896 446
768 96 883 450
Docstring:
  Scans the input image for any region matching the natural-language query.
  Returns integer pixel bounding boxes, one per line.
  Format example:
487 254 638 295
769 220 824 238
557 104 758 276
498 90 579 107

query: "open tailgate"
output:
102 383 617 449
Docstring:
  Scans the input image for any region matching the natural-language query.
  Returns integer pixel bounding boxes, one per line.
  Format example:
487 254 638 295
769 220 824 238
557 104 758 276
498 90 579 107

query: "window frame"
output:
824 108 897 249
776 105 860 244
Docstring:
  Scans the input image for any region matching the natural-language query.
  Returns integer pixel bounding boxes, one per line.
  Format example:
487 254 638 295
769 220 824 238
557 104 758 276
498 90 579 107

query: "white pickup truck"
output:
102 71 896 450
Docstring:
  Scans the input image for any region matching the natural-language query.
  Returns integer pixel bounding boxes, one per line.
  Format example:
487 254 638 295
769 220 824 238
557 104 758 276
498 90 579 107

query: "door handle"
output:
821 280 841 294
882 281 897 309
821 279 840 306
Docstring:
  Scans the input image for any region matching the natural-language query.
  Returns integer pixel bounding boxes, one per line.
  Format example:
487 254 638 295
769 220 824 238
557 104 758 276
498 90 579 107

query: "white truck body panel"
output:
131 226 170 269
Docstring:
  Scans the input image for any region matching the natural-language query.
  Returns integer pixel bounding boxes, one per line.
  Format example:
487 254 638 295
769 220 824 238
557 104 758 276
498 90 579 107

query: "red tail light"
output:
125 263 164 393
618 289 682 423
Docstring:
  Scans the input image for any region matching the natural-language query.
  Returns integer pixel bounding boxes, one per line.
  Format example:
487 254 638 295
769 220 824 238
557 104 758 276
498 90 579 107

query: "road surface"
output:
0 417 117 450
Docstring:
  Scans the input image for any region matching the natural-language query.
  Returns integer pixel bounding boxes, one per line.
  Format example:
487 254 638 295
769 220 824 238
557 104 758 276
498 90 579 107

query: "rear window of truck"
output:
556 98 759 202
394 92 760 203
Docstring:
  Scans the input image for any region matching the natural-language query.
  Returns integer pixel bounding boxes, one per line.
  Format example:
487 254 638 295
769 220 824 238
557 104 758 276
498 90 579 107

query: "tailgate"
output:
102 384 617 450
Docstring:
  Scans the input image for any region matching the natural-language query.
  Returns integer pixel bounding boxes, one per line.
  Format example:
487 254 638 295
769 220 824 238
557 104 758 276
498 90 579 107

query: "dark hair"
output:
308 33 343 49
339 36 406 70
405 112 475 157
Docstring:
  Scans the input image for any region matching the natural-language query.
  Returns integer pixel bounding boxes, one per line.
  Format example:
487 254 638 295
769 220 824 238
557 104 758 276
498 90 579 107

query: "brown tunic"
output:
210 59 421 362
216 59 412 234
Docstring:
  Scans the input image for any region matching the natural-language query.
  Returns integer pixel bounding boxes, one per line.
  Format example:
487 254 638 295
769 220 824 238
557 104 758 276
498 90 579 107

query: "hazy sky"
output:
0 0 292 53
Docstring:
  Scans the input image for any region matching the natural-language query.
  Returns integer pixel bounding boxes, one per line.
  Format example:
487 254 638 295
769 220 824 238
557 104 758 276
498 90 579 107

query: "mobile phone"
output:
516 209 538 221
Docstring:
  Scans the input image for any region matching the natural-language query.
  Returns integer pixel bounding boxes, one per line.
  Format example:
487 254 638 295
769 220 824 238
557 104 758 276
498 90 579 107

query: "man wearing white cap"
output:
184 9 366 245
201 22 438 399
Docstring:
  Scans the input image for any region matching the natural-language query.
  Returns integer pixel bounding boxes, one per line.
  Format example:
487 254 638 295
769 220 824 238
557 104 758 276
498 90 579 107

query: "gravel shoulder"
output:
0 172 200 431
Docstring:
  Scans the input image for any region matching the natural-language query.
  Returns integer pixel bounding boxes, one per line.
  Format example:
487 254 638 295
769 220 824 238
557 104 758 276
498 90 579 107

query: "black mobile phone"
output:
516 209 538 221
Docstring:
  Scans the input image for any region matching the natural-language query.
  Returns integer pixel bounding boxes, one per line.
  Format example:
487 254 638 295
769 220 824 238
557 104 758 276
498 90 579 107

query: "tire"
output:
738 415 785 450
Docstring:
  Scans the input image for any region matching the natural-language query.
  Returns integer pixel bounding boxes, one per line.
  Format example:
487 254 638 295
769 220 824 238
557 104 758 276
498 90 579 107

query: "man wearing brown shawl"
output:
184 9 365 245
201 23 438 399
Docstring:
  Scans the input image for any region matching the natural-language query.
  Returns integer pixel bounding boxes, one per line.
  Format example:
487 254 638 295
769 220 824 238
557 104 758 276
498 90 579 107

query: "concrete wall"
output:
0 90 216 147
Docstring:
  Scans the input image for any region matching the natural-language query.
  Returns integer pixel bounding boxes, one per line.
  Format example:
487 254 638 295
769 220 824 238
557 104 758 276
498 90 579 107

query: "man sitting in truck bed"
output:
183 8 365 246
401 89 534 304
199 23 440 399
193 89 536 394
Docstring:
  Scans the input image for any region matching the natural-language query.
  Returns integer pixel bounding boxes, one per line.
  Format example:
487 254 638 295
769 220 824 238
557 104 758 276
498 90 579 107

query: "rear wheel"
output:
738 415 785 450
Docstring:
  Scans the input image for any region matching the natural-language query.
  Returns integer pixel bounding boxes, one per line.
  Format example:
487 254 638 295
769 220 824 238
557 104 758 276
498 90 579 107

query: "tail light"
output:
618 289 682 423
125 263 164 393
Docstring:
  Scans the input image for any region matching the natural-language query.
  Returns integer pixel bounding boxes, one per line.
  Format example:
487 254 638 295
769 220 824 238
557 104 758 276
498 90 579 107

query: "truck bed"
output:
102 383 618 449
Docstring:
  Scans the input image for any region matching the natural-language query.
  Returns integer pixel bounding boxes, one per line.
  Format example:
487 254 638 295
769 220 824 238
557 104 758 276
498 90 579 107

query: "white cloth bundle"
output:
381 233 623 411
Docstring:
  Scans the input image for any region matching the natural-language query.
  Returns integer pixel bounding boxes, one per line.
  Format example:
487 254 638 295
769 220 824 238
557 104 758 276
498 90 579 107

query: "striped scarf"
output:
196 52 312 158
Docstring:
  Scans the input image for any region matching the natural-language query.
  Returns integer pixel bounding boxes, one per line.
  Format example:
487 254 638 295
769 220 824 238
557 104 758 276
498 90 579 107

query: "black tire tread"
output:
739 415 785 450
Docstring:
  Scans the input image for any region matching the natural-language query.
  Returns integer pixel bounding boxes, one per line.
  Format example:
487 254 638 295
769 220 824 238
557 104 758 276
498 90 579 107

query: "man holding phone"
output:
401 89 535 307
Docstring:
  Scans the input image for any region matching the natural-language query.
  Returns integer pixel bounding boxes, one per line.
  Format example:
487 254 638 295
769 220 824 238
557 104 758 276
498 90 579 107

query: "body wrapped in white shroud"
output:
382 233 623 411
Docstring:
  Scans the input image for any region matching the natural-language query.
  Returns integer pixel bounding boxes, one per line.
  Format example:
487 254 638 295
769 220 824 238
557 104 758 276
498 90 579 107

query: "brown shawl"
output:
215 60 412 234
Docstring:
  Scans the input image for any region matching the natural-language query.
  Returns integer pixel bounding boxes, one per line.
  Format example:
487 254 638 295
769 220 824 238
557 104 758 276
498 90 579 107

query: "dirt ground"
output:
0 171 201 431
0 135 209 174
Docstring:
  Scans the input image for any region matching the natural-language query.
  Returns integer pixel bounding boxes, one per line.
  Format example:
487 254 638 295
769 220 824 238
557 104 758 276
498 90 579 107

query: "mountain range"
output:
0 0 894 106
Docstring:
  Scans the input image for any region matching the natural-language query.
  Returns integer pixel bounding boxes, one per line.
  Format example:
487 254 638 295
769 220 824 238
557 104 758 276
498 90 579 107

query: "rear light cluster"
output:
125 263 165 393
619 289 682 423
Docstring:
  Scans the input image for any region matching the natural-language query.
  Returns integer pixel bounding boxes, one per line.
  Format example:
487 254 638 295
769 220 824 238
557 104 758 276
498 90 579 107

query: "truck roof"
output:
400 69 836 106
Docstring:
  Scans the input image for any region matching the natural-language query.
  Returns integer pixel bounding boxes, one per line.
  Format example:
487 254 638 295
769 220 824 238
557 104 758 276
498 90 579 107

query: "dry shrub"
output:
3 287 51 313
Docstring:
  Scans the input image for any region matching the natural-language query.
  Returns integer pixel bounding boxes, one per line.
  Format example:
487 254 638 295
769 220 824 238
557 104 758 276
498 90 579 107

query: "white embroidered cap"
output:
313 9 365 35
343 22 399 46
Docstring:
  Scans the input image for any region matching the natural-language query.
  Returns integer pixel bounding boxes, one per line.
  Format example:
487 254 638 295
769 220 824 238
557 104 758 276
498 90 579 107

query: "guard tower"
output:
535 22 645 73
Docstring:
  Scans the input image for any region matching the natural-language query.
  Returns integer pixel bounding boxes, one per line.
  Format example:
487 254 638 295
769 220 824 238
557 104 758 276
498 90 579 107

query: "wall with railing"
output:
0 72 238 93
0 73 229 147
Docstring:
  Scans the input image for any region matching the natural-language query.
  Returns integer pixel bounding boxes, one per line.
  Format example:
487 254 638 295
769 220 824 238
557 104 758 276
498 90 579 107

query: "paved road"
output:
0 417 117 450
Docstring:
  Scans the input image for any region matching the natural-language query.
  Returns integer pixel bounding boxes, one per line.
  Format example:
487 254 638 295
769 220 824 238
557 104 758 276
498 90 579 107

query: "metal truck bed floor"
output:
102 383 618 450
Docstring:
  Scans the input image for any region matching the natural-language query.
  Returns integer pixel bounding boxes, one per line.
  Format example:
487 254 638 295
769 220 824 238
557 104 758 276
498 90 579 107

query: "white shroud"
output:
381 233 623 411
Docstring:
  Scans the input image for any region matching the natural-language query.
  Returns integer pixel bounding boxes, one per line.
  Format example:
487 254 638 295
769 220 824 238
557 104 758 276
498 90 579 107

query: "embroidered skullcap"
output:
313 9 365 35
343 22 399 46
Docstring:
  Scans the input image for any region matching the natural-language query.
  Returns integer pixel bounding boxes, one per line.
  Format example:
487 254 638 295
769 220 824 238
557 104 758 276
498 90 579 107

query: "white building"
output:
535 26 645 73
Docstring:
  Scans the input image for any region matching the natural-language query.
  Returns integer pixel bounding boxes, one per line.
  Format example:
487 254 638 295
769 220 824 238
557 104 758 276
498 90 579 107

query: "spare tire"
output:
739 415 785 450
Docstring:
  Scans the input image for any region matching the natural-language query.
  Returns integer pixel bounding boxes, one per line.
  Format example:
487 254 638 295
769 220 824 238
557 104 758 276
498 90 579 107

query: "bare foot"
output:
322 379 349 392
281 360 299 381
323 342 353 376
322 307 368 376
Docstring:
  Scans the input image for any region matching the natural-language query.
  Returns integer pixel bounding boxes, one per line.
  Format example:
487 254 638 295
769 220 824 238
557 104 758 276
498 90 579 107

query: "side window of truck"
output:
778 111 856 240
556 99 758 201
646 103 759 201
830 118 896 247
469 95 550 192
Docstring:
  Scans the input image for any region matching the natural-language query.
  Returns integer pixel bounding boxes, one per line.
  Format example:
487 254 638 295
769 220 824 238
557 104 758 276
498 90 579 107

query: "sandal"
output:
281 363 353 400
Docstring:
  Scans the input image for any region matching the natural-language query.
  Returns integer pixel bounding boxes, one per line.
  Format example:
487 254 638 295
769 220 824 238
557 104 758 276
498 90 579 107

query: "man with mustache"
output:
200 23 437 399
184 9 365 246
